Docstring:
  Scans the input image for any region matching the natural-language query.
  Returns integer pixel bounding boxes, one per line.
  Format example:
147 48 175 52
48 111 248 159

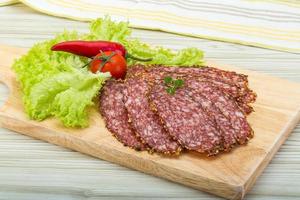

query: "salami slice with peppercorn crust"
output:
128 65 256 114
148 66 249 90
145 65 256 114
183 86 237 150
185 78 254 144
126 64 148 78
99 64 256 156
150 83 222 155
99 80 146 151
123 77 181 154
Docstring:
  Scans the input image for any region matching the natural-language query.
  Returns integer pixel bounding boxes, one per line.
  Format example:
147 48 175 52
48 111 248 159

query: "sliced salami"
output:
99 80 146 150
197 67 248 89
128 65 256 114
183 86 237 150
185 78 254 144
148 66 256 104
150 84 222 154
100 65 256 156
123 77 181 154
148 66 248 88
126 64 147 78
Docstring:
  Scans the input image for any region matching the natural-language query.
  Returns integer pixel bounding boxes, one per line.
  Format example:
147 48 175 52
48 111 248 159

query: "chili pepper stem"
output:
82 52 151 69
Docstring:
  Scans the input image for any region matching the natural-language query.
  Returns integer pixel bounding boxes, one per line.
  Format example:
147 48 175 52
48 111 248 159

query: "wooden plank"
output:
1 45 300 199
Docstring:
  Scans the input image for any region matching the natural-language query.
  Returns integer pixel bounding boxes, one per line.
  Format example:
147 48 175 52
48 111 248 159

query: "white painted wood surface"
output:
0 3 299 200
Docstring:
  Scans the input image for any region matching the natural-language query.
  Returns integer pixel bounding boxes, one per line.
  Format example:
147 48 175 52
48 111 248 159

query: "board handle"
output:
0 44 27 90
0 66 14 90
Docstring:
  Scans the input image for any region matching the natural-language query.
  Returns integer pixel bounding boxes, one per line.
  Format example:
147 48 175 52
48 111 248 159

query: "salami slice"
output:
126 64 147 78
128 65 256 114
100 65 255 156
123 77 181 154
185 78 254 144
148 66 248 88
99 80 146 150
183 86 237 150
150 83 222 154
148 66 256 104
197 67 248 89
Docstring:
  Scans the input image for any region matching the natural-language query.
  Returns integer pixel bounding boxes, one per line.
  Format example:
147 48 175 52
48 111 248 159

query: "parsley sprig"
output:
164 76 184 95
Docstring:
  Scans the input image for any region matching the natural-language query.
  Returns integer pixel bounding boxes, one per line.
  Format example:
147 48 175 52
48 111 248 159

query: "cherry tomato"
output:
89 51 127 79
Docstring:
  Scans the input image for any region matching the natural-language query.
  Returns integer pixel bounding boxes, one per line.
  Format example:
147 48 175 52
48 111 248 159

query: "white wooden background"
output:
0 3 300 200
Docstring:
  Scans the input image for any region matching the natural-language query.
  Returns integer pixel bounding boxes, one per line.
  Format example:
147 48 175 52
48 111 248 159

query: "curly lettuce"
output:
87 17 204 66
26 71 109 127
13 16 204 127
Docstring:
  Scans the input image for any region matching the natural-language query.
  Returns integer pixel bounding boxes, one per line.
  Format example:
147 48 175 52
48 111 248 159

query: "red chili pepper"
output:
51 40 126 58
51 40 152 62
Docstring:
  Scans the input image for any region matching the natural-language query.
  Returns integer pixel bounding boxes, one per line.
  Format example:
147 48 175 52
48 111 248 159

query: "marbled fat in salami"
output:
148 66 256 107
150 84 222 154
123 77 181 154
100 65 256 156
99 80 146 150
126 64 147 78
198 67 248 89
185 78 253 144
183 86 237 150
148 66 248 89
128 65 256 114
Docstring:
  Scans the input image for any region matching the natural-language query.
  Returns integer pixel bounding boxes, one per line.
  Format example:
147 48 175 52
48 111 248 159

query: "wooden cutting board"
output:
1 45 300 200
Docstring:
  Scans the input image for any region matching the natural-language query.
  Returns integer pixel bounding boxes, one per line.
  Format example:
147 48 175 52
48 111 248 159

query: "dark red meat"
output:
123 77 181 154
183 86 237 150
150 83 222 154
127 65 256 114
100 65 256 156
185 78 254 144
99 80 146 150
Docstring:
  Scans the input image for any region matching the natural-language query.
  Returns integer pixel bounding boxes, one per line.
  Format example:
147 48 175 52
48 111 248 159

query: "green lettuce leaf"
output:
85 16 131 42
87 17 204 65
124 39 203 66
26 71 109 127
13 16 204 128
12 31 109 127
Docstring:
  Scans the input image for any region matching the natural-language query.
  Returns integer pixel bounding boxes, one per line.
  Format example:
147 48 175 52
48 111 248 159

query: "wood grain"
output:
1 44 300 200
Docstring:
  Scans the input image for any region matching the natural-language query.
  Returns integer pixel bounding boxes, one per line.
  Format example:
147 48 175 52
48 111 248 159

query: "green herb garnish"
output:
164 76 185 95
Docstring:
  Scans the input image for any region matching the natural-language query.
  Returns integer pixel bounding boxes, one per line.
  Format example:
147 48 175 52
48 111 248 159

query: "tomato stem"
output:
82 52 151 69
81 51 116 71
98 52 116 71
81 58 94 68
